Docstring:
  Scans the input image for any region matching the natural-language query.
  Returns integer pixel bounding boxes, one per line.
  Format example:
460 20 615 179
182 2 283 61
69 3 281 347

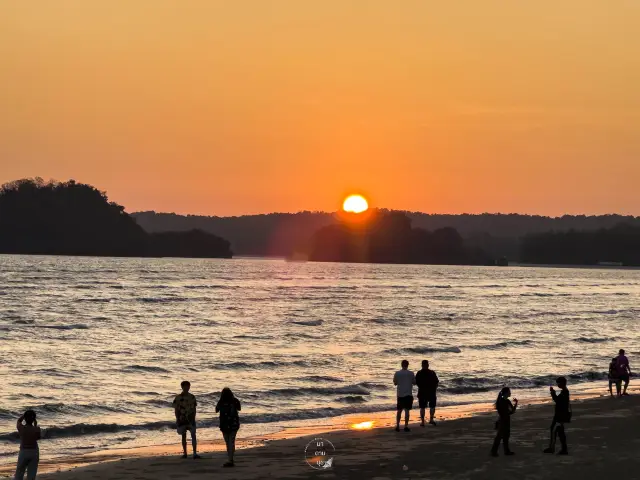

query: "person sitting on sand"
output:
393 359 416 432
490 387 517 457
216 387 241 468
609 357 621 397
415 360 439 427
544 376 571 455
172 381 200 459
14 410 41 480
616 349 631 396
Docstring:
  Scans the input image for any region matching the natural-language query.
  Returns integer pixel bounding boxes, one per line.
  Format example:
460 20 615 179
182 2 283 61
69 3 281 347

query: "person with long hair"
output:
14 410 41 480
490 387 518 457
216 387 241 467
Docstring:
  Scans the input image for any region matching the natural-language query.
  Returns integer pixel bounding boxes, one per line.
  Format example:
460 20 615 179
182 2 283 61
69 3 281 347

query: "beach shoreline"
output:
2 386 637 479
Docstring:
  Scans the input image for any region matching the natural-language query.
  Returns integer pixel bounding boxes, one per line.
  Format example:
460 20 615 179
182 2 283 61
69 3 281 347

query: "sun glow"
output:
351 421 375 430
342 195 369 213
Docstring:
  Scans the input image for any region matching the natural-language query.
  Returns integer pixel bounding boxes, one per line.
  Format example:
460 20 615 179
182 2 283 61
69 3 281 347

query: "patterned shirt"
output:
173 392 197 426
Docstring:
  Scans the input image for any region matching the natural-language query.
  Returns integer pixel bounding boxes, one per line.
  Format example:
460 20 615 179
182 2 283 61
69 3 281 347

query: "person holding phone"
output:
14 410 41 480
491 387 518 457
544 377 571 455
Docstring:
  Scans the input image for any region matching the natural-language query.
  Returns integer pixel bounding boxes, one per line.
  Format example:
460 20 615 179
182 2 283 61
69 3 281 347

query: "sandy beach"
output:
2 388 637 480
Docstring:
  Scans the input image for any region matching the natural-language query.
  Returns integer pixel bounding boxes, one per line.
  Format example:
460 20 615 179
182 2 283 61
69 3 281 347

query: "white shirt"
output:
393 369 416 397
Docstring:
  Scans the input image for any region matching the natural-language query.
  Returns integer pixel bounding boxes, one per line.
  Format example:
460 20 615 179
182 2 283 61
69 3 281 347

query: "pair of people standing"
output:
393 360 439 431
608 349 631 397
172 381 241 467
491 377 571 457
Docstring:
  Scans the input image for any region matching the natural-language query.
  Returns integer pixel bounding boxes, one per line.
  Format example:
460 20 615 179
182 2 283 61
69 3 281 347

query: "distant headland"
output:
0 178 232 259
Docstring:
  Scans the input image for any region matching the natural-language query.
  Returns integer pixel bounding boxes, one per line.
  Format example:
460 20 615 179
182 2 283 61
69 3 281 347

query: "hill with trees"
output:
132 210 640 262
306 211 490 265
0 178 232 258
520 224 640 266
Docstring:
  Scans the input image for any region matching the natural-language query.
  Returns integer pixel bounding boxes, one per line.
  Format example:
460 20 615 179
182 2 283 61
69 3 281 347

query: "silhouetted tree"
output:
0 178 232 259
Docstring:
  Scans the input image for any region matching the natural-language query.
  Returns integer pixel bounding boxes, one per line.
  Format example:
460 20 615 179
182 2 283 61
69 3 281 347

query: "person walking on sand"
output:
544 377 571 455
14 410 41 480
415 360 439 427
490 387 517 457
616 349 631 396
173 381 201 459
608 357 621 397
393 359 416 432
216 387 241 468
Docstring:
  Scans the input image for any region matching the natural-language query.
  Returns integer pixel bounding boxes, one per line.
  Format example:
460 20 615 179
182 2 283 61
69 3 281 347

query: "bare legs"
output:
222 430 237 466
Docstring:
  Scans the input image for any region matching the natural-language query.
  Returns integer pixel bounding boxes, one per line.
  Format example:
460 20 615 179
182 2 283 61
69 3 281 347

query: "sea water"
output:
0 255 638 464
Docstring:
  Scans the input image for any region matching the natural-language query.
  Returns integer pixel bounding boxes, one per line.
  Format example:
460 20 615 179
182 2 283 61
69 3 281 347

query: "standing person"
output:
617 349 631 396
544 377 571 455
415 360 439 427
490 387 517 457
172 381 201 459
216 388 241 468
608 357 621 397
14 410 41 480
393 359 416 432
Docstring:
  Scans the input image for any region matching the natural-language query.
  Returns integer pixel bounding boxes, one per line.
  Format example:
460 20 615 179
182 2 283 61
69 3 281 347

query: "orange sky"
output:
1 1 639 216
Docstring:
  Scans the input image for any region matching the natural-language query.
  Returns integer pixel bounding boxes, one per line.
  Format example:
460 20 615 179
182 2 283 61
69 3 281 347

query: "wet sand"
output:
3 388 636 480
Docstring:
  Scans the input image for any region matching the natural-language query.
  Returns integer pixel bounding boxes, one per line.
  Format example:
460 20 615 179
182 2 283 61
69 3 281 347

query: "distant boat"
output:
496 257 509 267
598 261 623 267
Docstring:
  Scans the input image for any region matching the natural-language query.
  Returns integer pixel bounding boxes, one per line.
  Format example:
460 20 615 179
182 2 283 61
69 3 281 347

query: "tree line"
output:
0 179 232 258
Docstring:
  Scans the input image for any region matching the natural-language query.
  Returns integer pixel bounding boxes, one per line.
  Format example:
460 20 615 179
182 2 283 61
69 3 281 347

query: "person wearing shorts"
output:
415 360 439 426
173 381 201 459
393 359 416 432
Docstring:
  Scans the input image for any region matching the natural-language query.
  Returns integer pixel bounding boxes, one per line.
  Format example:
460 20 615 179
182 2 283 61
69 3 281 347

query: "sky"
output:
1 1 639 216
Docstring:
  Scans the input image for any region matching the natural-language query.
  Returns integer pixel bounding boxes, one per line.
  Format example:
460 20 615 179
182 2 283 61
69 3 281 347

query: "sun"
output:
343 195 369 213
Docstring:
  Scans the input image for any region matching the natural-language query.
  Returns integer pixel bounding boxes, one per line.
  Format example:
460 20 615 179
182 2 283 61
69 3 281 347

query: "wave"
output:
336 395 368 404
43 324 90 330
469 340 533 350
384 346 462 355
291 320 323 326
441 371 609 395
574 337 611 343
138 297 190 303
256 384 371 398
213 359 329 370
122 365 170 374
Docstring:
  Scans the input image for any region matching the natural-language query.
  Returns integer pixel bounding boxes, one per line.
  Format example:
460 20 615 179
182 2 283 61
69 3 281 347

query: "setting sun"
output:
343 195 369 214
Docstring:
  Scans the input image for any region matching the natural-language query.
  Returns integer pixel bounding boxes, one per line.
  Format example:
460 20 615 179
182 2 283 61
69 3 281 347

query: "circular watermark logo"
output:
304 437 335 470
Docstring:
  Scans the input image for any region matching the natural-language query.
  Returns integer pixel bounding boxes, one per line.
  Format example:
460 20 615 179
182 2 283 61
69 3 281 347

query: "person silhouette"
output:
415 360 439 426
616 349 631 396
216 387 241 468
544 377 571 455
490 387 517 457
14 410 41 480
172 381 201 459
609 357 621 397
393 359 416 432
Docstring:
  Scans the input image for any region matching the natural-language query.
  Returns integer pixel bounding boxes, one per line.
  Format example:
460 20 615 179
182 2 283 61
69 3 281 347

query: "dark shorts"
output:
620 374 630 383
397 395 414 411
418 392 437 409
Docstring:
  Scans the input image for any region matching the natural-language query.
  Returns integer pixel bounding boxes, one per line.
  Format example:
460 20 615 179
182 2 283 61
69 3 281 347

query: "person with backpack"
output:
608 357 621 397
216 387 241 467
544 376 571 455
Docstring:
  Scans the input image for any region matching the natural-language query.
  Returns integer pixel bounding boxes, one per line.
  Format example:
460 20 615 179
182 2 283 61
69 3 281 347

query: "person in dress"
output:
14 410 41 480
393 359 416 432
490 387 517 457
172 381 200 459
216 387 241 467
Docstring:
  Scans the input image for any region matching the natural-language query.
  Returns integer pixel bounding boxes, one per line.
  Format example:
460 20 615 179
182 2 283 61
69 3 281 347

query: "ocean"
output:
0 255 638 464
